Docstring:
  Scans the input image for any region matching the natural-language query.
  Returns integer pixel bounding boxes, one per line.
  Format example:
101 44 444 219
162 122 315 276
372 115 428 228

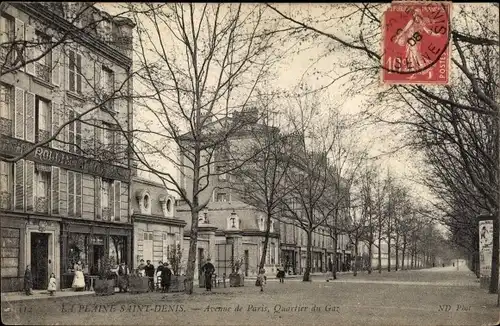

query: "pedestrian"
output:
156 261 164 292
24 265 33 295
137 259 146 277
144 260 156 292
72 261 85 291
257 268 266 292
47 273 57 296
277 264 285 283
161 262 172 293
117 262 130 293
201 258 215 292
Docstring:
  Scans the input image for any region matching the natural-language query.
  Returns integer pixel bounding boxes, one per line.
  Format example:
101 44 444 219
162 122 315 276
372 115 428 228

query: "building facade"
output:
0 3 134 291
131 177 186 271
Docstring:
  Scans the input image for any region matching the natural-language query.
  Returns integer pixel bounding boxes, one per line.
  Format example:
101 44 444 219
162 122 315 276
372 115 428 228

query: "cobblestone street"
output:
2 268 498 325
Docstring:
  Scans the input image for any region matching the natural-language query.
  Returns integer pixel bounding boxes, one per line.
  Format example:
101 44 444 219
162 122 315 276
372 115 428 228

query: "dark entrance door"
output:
31 233 49 290
244 250 249 276
92 245 105 275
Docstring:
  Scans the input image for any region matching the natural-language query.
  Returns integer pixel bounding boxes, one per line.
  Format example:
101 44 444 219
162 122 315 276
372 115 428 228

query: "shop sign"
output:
0 135 130 181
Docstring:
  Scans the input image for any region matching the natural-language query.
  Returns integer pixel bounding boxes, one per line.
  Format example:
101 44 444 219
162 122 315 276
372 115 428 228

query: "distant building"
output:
130 177 185 271
0 3 134 291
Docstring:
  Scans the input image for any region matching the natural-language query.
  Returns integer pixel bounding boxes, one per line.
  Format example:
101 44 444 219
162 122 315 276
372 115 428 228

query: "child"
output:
48 273 57 296
24 265 33 295
257 268 266 292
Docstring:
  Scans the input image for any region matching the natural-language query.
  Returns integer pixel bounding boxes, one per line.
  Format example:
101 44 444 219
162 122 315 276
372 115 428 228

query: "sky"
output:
95 3 443 206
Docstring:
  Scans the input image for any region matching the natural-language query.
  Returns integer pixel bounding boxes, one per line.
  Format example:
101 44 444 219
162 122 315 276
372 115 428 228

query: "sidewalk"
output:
1 289 96 303
245 271 353 280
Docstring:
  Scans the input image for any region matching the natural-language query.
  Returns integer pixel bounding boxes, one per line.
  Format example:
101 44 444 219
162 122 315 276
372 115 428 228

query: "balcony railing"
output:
35 62 51 83
0 191 12 210
35 197 49 213
0 117 13 136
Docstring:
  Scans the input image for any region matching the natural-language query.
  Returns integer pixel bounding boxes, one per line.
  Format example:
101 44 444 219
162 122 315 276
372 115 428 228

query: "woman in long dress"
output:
72 261 85 291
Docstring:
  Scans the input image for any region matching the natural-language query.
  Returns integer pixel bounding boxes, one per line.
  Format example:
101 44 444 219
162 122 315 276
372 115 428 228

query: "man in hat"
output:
161 262 172 293
201 258 215 292
117 261 130 293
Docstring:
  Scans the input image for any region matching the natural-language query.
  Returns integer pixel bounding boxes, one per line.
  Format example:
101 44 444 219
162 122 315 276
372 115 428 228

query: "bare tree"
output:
128 3 280 294
266 3 499 294
229 99 294 272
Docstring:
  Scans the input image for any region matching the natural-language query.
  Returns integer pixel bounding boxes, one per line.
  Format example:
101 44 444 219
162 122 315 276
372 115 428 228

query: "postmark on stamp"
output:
381 1 452 85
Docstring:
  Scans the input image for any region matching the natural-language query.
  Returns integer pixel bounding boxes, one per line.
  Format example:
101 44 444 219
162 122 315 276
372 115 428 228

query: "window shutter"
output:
114 180 121 221
75 118 82 155
68 50 75 91
14 88 25 139
14 159 24 210
51 38 60 86
163 234 168 260
94 119 101 157
68 171 74 216
94 176 101 219
68 110 75 153
25 160 34 211
75 173 82 217
63 105 69 151
25 25 35 75
109 181 115 221
51 166 60 214
25 92 35 142
14 19 25 71
51 102 60 149
115 129 122 160
76 53 82 93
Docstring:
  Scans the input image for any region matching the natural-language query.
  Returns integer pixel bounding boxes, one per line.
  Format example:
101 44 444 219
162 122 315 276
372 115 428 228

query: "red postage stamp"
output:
381 1 452 85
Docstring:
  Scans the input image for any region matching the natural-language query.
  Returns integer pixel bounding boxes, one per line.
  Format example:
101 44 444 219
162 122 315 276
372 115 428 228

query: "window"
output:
0 161 12 209
0 83 12 120
216 193 228 202
216 166 227 181
102 123 114 149
35 170 49 199
34 31 51 82
68 110 82 154
68 49 82 93
98 20 112 42
143 232 153 262
67 171 82 217
102 179 111 209
35 97 50 142
101 66 114 111
0 14 15 65
0 161 11 193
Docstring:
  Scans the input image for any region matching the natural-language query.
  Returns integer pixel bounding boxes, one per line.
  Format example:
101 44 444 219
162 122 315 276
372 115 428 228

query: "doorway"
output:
197 248 204 277
92 245 105 275
31 233 49 290
244 250 249 276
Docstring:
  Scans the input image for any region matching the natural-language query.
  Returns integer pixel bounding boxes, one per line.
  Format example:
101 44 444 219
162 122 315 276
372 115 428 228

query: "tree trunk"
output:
377 232 382 273
184 204 199 294
303 229 312 282
185 149 200 295
259 212 273 271
387 235 391 272
367 241 372 274
490 214 499 294
353 237 359 277
332 236 337 280
402 235 407 270
395 233 399 272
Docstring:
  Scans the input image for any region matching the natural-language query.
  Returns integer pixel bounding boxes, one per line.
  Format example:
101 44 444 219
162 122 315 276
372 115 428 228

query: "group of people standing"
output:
23 258 288 296
136 259 173 292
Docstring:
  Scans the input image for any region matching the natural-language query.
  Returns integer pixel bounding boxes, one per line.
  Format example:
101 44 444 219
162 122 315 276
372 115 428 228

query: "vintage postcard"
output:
0 2 499 326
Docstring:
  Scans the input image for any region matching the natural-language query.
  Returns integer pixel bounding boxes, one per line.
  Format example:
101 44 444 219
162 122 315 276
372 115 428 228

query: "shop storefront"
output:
59 220 132 289
281 247 298 274
1 214 61 292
